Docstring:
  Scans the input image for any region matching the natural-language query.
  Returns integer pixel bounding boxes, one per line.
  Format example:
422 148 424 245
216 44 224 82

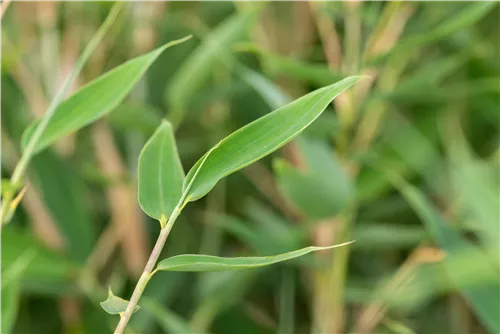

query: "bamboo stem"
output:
113 205 182 334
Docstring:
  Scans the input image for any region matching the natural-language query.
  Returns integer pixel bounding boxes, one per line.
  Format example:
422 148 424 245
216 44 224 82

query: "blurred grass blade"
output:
1 248 36 333
182 76 362 203
274 138 354 219
166 7 264 125
236 43 343 87
156 242 354 272
138 120 184 222
100 287 140 315
31 152 95 263
389 172 500 333
1 227 77 283
373 2 497 62
21 36 192 155
141 299 205 334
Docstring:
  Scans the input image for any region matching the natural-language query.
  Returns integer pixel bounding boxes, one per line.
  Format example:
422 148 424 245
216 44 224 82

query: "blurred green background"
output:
1 1 499 333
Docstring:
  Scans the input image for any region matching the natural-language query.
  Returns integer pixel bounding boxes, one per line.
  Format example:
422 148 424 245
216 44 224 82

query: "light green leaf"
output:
156 242 354 272
108 103 162 136
138 120 184 221
100 287 140 315
21 36 192 155
182 76 362 203
166 7 264 124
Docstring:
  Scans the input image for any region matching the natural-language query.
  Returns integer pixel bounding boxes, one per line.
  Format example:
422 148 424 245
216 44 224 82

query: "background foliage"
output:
1 2 499 333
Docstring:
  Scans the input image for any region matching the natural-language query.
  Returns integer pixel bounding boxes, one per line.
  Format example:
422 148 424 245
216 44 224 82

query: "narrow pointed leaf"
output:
182 76 362 203
138 120 184 220
156 242 354 272
21 36 192 155
100 288 139 315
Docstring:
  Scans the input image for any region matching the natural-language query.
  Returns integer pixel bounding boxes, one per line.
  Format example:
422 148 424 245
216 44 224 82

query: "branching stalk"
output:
114 204 182 334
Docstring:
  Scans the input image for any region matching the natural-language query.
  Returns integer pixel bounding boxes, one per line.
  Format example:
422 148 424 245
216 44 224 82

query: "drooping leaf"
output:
100 287 140 315
182 76 362 203
389 172 500 333
166 7 264 124
21 36 192 155
138 120 184 221
156 242 354 272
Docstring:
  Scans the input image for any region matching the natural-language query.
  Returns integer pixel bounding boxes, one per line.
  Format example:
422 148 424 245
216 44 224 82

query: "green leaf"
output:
274 138 354 219
100 287 139 315
156 242 354 272
182 76 362 203
389 172 500 333
21 36 192 155
138 120 184 221
166 8 264 124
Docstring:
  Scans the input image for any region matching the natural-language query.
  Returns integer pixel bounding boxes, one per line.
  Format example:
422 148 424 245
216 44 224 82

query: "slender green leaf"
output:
156 242 354 272
138 120 184 221
100 287 139 315
182 76 362 203
21 36 192 154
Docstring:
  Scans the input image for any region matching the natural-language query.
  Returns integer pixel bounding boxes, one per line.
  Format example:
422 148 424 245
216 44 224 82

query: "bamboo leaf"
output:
138 120 184 221
100 287 139 315
182 76 362 203
156 242 354 272
21 36 192 155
